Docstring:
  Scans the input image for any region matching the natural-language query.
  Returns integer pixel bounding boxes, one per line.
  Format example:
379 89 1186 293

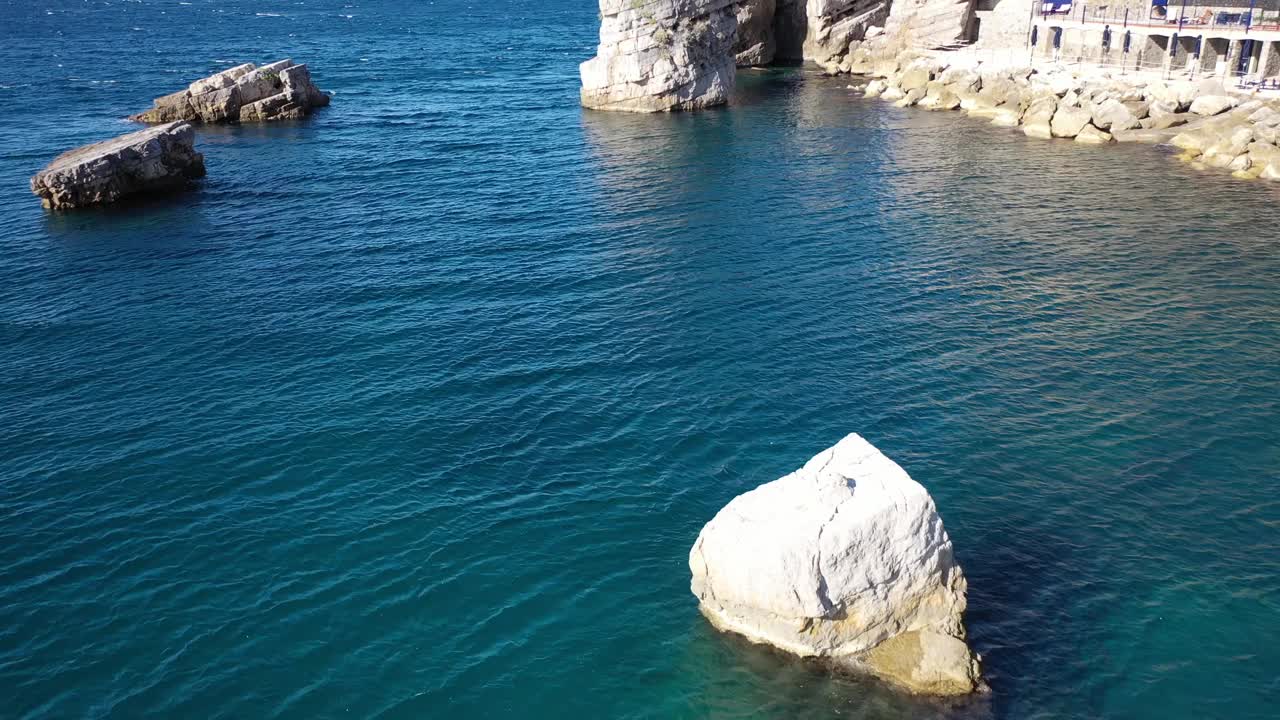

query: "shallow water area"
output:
1 2 1278 719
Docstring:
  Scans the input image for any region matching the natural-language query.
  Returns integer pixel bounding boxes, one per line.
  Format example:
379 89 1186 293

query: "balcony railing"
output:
1035 3 1280 33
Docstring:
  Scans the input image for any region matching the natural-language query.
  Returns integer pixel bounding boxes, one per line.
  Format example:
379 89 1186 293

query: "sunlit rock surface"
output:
690 434 981 695
580 0 738 112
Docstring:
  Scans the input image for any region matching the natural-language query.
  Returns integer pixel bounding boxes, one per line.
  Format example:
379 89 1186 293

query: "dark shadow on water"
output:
37 181 224 253
961 527 1088 719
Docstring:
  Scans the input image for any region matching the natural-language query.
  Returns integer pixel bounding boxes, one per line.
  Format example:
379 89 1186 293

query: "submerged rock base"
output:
130 60 330 125
690 434 981 696
30 122 205 211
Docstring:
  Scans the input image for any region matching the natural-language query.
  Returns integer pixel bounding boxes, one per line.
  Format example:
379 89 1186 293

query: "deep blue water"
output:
2 1 1279 718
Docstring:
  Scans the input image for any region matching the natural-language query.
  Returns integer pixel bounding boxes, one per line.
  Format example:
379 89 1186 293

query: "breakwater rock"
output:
130 60 330 124
581 0 738 112
689 434 981 695
854 51 1280 181
30 122 205 211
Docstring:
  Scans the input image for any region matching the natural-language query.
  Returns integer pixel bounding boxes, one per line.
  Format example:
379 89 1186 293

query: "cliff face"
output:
803 0 893 69
580 0 740 112
882 0 976 50
581 0 978 111
734 0 777 66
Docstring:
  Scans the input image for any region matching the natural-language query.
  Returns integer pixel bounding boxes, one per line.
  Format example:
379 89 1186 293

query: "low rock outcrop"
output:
581 0 739 112
689 434 981 695
30 122 205 211
130 60 330 125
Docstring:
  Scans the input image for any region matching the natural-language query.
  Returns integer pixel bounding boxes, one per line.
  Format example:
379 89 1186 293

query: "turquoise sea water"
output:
1 1 1278 718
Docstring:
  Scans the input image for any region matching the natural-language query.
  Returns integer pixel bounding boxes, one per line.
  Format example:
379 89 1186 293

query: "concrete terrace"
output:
1028 1 1280 85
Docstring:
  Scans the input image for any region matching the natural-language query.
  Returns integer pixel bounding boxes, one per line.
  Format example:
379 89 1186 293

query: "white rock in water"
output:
689 434 980 695
580 0 738 112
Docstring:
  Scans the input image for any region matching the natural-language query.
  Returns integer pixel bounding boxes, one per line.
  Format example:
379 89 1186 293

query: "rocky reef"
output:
130 60 330 125
689 434 981 695
29 122 205 211
580 0 740 112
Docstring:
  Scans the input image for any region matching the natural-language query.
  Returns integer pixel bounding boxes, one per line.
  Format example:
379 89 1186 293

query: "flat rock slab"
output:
30 122 205 210
131 59 330 124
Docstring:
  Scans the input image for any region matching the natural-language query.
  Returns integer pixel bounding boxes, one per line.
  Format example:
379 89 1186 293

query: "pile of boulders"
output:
1170 105 1280 179
849 46 1280 181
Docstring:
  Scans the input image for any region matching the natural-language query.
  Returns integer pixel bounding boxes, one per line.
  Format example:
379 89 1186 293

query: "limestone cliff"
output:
690 434 981 695
735 0 777 66
581 0 739 112
580 0 980 110
803 0 893 70
882 0 976 50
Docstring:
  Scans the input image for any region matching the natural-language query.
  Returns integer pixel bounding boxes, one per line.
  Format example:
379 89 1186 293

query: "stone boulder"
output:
898 60 937 92
895 86 927 107
1022 95 1058 139
1091 98 1140 132
1189 95 1239 117
1050 106 1093 138
881 85 907 101
30 122 205 210
1149 113 1191 130
1075 124 1113 144
581 0 738 112
689 434 981 696
1248 106 1280 127
131 60 330 124
919 81 960 110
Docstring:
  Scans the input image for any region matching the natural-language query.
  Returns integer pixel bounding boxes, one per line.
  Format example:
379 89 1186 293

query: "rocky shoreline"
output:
843 47 1280 182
